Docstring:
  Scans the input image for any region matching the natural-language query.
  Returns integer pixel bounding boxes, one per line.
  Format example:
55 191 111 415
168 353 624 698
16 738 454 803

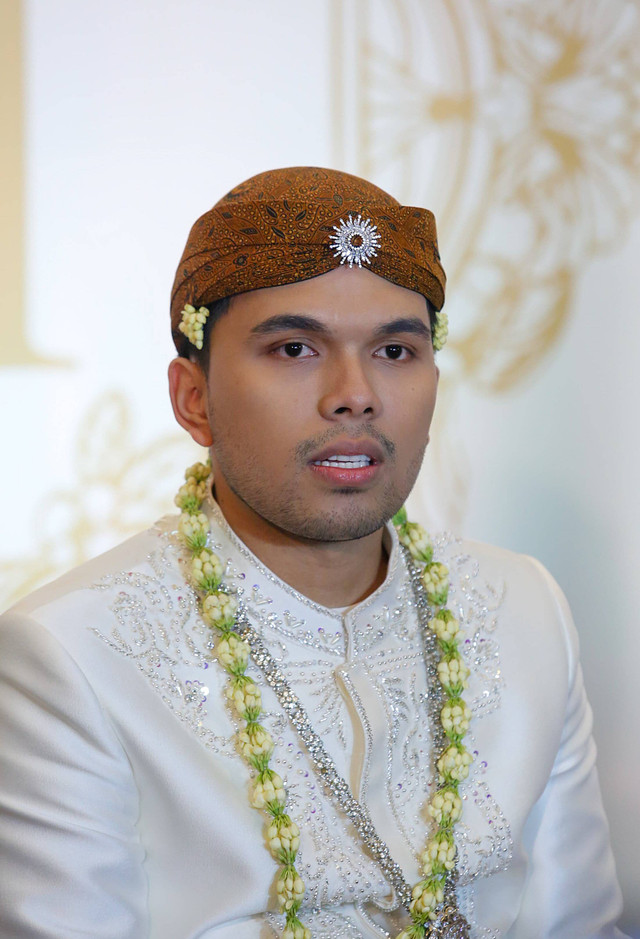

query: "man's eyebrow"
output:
249 313 432 340
250 314 331 336
373 317 432 340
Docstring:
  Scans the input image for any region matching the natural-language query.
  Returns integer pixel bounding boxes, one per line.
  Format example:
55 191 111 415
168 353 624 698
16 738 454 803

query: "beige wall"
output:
2 0 639 930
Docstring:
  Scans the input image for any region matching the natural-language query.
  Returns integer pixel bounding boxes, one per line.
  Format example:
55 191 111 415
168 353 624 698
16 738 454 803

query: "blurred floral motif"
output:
3 0 640 599
334 0 640 524
0 393 202 610
337 0 640 388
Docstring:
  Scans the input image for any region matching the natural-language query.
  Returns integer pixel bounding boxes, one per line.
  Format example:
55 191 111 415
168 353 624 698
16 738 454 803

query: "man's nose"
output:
317 354 382 420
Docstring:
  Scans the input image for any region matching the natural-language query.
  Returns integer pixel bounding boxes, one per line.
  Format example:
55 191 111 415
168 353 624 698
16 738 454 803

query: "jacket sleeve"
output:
511 558 627 939
0 611 148 939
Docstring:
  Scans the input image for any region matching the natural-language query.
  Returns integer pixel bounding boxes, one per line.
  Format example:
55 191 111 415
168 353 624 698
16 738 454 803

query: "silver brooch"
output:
329 214 381 268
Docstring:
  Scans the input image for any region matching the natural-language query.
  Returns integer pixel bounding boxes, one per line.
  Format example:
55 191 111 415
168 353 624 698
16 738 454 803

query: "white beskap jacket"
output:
0 498 626 937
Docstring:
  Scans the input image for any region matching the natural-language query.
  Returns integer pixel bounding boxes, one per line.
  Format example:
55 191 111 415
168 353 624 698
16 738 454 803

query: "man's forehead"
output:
226 266 431 333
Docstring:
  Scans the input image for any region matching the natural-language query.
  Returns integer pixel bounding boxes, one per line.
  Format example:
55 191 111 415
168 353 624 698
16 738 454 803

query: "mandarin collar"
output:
203 490 404 626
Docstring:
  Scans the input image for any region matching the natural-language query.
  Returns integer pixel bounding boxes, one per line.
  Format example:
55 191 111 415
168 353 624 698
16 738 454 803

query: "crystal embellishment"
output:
233 547 470 935
329 214 381 268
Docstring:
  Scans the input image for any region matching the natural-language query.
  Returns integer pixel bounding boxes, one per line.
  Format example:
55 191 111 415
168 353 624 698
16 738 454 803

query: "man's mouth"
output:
305 437 388 486
311 454 374 469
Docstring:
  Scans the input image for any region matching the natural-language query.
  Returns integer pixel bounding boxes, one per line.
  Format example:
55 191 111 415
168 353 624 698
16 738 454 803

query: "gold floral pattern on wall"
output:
2 0 639 606
335 0 640 390
0 394 200 609
333 0 640 525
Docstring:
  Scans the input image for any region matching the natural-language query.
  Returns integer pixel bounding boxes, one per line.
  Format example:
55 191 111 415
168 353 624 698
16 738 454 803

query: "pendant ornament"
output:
329 214 381 268
175 464 471 939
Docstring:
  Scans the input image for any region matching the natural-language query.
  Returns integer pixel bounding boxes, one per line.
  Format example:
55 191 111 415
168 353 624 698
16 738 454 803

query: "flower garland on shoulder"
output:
175 460 309 939
392 508 472 938
175 462 471 939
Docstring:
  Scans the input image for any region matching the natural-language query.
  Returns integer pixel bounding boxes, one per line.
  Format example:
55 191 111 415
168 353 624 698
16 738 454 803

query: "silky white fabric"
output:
0 497 627 938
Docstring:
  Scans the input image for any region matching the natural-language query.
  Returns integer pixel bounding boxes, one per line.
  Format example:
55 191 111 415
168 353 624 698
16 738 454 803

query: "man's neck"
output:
213 487 389 608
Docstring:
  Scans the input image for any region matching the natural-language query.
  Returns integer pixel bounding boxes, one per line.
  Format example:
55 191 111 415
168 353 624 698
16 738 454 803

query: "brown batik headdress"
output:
170 165 447 354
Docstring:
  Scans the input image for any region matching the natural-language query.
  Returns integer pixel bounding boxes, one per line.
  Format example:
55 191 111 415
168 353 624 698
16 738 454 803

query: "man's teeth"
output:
313 454 372 468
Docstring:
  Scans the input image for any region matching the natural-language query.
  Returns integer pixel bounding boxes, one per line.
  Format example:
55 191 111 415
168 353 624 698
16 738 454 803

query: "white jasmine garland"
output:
428 609 460 643
411 880 444 914
393 506 472 932
437 744 473 784
190 547 223 591
252 772 287 810
432 310 448 352
267 818 301 855
178 511 209 550
176 469 472 939
176 460 310 938
396 521 434 564
440 701 472 737
421 561 449 607
427 790 463 826
178 303 210 350
201 591 238 629
237 725 275 760
437 655 469 693
421 831 456 873
185 461 211 483
216 634 250 672
277 868 306 907
226 677 262 717
175 478 209 508
283 924 311 939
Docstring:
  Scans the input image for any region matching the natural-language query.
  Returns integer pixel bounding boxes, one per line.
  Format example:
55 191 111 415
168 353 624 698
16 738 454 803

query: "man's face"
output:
205 265 439 543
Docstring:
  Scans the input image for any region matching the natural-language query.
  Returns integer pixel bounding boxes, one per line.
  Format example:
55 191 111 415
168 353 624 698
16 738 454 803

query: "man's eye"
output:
276 342 315 358
376 344 411 360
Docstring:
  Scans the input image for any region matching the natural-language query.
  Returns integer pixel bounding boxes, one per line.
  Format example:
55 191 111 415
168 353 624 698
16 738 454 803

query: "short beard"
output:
230 480 403 543
213 424 426 545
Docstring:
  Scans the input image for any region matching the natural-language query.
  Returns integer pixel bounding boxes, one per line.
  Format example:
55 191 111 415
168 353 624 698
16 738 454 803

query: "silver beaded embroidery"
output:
266 909 370 938
234 549 470 935
236 614 414 911
436 535 513 891
90 514 513 938
158 519 394 913
91 561 235 756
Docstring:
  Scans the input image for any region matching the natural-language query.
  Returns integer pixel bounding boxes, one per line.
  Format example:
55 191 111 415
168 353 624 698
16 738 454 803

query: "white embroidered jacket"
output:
0 499 626 938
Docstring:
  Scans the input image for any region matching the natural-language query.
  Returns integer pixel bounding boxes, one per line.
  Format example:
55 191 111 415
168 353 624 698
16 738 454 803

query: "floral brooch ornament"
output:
179 303 210 350
329 215 448 353
330 214 381 268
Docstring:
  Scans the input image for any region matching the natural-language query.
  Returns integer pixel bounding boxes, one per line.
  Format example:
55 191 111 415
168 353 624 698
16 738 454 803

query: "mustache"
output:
295 425 396 461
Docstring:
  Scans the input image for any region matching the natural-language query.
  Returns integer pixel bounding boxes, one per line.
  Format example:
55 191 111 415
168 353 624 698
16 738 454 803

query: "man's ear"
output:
168 357 213 448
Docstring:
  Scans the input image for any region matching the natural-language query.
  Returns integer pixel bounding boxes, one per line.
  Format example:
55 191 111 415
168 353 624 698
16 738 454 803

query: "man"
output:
0 167 627 938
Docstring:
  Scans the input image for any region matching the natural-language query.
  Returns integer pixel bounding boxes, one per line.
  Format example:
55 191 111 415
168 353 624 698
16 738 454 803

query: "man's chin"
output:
269 503 397 544
222 475 406 544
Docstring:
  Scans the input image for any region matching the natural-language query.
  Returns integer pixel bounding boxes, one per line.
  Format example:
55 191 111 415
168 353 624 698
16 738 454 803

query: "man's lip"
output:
307 439 386 465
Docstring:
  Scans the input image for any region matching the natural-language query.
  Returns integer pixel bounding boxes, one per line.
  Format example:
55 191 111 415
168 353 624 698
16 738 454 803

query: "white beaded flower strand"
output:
175 467 470 939
393 507 473 938
178 303 210 350
175 461 310 939
432 311 448 352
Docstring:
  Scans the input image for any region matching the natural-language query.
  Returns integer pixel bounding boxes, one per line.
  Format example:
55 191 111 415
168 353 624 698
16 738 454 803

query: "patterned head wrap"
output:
170 166 445 355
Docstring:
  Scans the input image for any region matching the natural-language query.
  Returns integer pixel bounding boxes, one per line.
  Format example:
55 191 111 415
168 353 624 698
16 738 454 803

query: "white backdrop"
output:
1 1 639 931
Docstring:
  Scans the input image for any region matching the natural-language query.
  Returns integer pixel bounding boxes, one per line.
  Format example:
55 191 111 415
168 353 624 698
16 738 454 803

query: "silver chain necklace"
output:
236 548 470 938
